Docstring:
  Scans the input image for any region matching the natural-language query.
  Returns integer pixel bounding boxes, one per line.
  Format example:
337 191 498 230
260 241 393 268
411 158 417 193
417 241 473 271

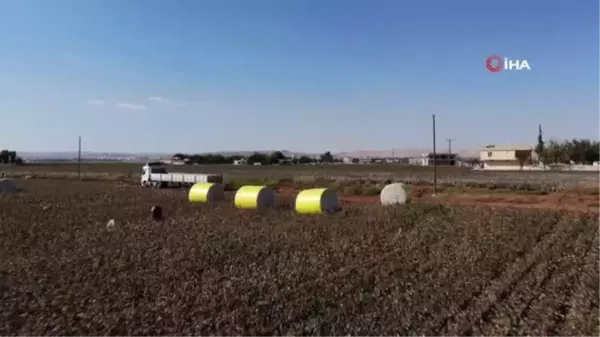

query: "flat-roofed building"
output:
480 146 535 170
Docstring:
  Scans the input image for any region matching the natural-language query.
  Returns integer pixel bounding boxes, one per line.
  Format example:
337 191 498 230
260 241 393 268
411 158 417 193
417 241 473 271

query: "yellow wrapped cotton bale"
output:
295 188 340 214
380 183 407 206
234 185 275 210
188 182 224 204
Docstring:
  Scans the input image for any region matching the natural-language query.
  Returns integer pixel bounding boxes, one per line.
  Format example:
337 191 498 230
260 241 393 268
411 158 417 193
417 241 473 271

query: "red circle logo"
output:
486 55 503 72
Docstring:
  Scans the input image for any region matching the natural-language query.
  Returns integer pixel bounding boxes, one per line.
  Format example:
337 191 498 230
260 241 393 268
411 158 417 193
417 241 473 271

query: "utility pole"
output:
78 136 82 180
445 138 456 165
432 114 437 195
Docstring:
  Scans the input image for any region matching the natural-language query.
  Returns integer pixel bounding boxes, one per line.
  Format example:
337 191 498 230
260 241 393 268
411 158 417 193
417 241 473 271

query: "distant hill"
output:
17 150 319 161
337 148 482 158
204 150 320 158
18 148 482 161
18 152 170 161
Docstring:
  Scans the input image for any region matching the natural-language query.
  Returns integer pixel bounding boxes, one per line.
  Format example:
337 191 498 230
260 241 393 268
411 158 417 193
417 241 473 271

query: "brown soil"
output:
1 179 598 335
414 190 599 214
277 185 599 213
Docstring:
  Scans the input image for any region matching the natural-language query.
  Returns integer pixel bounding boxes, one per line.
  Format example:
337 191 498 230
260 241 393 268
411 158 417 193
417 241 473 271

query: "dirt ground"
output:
276 185 600 214
4 164 599 214
0 179 598 335
3 162 599 193
422 191 599 213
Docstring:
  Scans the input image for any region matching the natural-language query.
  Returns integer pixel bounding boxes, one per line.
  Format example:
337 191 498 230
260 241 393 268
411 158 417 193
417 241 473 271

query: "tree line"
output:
533 125 599 164
172 151 337 165
538 138 600 164
174 138 600 167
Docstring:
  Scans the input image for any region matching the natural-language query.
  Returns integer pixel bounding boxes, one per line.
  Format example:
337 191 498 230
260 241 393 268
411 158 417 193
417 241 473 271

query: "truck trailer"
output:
140 163 223 188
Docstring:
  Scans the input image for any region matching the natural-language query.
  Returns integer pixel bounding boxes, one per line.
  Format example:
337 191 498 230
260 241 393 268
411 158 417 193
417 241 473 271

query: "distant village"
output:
163 151 481 168
9 136 600 172
164 145 599 172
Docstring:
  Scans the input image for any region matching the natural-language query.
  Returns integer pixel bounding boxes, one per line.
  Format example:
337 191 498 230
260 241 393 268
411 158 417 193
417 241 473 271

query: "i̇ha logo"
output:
486 55 531 72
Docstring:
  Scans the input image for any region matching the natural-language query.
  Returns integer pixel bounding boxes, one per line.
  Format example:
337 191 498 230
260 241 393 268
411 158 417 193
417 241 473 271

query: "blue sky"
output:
0 0 598 153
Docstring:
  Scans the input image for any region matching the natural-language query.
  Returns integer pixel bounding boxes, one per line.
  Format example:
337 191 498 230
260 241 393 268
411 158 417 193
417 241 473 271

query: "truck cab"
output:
141 163 167 187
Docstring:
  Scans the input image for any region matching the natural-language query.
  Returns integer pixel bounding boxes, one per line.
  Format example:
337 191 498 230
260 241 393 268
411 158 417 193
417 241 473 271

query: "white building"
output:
480 146 538 170
342 156 354 164
408 154 429 166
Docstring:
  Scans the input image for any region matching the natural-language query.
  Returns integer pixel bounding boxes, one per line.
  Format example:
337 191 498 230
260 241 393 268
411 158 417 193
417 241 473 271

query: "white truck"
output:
140 163 223 188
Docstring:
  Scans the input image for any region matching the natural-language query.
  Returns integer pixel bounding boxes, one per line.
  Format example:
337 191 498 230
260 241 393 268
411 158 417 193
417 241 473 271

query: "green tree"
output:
569 139 588 163
247 152 268 165
545 139 565 164
297 156 313 164
320 151 334 163
267 151 286 164
542 138 599 164
228 155 244 162
190 154 206 164
182 153 238 164
204 154 225 164
535 124 544 163
515 151 532 170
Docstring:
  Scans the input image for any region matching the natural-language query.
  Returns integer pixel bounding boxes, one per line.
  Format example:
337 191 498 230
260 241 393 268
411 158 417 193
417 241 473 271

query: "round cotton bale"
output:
188 182 224 204
234 185 275 210
295 188 340 214
380 183 407 206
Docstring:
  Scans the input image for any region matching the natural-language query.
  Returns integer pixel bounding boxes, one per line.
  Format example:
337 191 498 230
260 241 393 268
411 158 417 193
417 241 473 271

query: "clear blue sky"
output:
0 0 598 153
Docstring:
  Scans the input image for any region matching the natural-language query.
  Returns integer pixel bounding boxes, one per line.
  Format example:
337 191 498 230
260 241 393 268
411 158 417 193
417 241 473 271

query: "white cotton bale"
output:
380 183 407 206
295 188 340 214
188 182 224 204
234 185 275 210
